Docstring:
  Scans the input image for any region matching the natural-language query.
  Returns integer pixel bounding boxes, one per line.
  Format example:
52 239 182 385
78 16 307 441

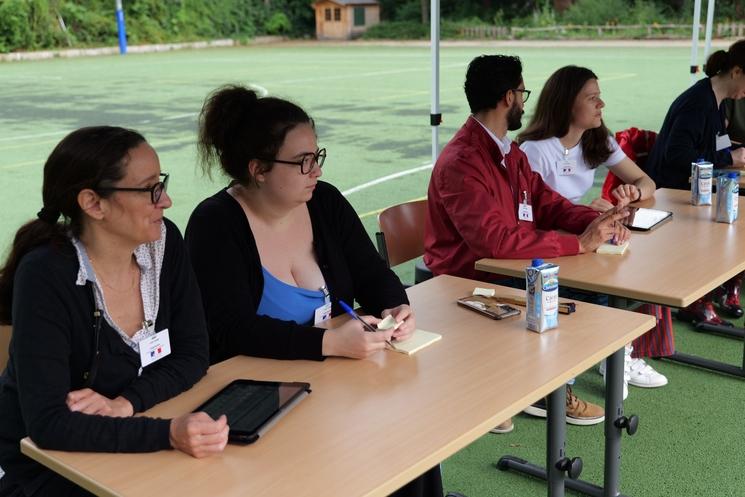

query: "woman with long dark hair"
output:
518 65 655 211
0 127 227 497
517 66 668 396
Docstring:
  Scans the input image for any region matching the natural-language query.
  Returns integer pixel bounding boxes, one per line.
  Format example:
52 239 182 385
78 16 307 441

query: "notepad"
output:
377 315 442 355
389 329 442 355
596 241 629 255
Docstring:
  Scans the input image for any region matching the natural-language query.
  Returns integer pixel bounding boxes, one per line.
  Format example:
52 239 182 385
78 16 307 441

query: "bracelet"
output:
634 187 642 202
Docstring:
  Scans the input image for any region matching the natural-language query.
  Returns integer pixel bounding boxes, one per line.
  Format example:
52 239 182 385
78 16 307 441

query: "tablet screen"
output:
197 380 310 437
623 207 672 231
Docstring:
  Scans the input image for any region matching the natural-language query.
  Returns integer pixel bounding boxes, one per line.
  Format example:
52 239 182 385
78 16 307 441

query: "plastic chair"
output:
601 127 657 203
0 325 11 371
376 199 433 285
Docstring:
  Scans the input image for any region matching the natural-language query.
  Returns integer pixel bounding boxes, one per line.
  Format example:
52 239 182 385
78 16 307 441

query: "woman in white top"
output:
518 65 655 211
518 65 668 393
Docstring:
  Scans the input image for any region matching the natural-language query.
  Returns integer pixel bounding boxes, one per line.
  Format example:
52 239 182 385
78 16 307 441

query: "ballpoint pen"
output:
338 299 395 348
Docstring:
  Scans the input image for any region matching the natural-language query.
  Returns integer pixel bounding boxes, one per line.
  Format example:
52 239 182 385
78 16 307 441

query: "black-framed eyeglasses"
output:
513 88 531 103
96 173 169 204
257 148 326 175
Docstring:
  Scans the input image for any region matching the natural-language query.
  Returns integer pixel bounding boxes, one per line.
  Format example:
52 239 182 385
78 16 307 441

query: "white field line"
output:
341 163 433 197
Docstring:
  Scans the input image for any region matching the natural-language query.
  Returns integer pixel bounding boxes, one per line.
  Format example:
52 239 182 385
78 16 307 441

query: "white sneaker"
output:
627 357 668 388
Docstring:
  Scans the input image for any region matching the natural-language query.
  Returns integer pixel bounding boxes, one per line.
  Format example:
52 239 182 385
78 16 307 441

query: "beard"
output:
507 101 524 131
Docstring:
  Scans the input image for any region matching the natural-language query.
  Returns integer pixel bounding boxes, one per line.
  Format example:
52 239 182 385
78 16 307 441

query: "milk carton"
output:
715 172 739 223
525 259 559 333
691 160 713 205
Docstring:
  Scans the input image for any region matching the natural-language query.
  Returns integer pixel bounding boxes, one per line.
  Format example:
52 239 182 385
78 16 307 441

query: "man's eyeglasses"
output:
258 148 326 175
96 173 169 204
513 88 531 103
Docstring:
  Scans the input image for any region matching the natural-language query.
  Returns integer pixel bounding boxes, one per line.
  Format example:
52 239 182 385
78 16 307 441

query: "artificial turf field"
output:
2 41 745 496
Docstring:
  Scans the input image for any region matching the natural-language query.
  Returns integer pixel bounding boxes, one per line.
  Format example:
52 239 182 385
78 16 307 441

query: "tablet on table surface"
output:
624 207 673 231
194 379 311 444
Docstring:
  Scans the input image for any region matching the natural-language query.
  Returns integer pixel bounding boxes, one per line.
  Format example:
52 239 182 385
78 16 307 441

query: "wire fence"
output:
460 23 745 39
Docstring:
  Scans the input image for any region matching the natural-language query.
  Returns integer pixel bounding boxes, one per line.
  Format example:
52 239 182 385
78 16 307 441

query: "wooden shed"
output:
312 0 380 40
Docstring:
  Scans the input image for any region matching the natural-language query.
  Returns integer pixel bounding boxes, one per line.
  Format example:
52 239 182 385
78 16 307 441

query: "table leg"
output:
496 349 632 497
603 348 624 497
496 385 567 497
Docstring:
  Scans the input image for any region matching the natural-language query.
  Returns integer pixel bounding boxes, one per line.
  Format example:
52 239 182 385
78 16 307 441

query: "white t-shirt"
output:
520 136 627 204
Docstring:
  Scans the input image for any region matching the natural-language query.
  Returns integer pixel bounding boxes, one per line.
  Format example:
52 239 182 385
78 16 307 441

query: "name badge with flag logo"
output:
139 328 171 368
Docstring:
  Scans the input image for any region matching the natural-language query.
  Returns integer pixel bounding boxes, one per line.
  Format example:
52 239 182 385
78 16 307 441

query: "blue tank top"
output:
257 267 326 325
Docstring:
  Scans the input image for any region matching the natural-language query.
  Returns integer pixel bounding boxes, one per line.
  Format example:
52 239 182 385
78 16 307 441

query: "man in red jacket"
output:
425 54 629 432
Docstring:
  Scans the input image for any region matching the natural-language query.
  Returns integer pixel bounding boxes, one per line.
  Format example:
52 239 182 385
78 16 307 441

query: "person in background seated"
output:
185 85 442 497
0 127 227 497
424 55 629 433
518 65 668 395
647 39 745 326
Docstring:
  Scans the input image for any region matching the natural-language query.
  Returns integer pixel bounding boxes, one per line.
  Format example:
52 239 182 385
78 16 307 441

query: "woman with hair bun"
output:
186 86 442 497
647 39 745 325
647 39 745 189
0 127 227 497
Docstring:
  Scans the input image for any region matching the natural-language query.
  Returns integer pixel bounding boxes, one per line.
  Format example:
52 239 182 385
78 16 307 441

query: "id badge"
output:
716 133 733 151
557 158 576 176
518 202 534 222
314 302 333 325
139 329 171 368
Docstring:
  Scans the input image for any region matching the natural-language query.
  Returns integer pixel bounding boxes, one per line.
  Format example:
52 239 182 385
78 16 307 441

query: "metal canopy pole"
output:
115 0 127 55
689 0 702 82
430 0 441 163
703 0 716 68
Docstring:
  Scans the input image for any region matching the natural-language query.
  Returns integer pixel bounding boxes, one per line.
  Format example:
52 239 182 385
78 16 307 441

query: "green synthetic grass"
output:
2 43 742 497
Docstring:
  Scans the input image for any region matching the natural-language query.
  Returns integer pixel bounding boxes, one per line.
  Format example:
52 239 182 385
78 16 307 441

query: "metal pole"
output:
430 0 440 163
690 0 702 82
116 0 127 55
703 0 716 66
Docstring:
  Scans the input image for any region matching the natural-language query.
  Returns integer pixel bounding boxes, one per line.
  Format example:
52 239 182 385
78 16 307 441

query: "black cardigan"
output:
0 219 208 493
646 78 732 189
185 181 408 364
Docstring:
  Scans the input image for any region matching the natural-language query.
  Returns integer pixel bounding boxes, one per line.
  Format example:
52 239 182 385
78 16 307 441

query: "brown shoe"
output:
489 418 514 434
566 386 604 426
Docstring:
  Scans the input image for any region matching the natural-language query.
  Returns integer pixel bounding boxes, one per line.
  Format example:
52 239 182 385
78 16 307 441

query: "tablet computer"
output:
623 207 673 232
194 379 311 445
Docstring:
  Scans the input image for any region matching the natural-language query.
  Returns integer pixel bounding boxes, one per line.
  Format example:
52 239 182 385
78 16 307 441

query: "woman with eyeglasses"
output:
186 85 417 364
0 127 227 497
185 86 440 497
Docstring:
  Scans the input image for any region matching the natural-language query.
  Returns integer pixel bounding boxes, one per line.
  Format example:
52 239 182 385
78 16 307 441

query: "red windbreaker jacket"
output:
424 117 600 280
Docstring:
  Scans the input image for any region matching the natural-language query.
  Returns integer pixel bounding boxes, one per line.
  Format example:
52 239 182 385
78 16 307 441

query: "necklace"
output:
92 260 140 293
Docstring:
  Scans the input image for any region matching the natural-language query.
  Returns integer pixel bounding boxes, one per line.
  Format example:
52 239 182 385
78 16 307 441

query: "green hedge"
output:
0 0 314 53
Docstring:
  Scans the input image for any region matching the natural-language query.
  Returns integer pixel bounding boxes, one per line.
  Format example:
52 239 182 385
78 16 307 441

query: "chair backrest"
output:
376 199 428 267
0 325 11 371
602 127 658 203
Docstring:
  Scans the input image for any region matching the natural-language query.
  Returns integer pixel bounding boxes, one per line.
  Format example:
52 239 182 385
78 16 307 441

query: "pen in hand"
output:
338 299 394 348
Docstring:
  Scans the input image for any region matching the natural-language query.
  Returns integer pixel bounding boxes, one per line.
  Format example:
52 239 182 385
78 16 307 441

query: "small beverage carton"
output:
691 161 713 205
525 259 559 333
715 172 739 224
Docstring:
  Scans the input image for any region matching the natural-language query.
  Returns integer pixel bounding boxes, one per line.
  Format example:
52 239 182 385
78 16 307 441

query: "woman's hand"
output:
611 184 641 207
321 316 392 359
381 304 416 341
588 197 615 212
170 412 229 458
66 389 134 417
